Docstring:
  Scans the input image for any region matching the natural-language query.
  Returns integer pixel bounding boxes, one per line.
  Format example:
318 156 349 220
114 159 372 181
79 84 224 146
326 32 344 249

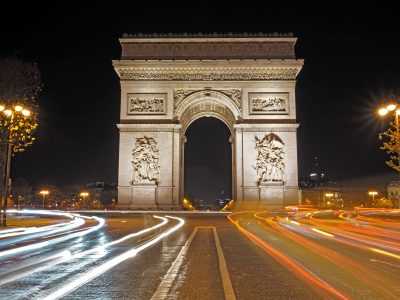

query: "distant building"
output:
387 181 400 208
86 182 117 205
299 157 328 188
299 157 342 207
214 190 230 208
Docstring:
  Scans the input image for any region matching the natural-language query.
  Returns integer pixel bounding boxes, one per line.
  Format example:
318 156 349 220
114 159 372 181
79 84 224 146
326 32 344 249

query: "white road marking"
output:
213 227 236 300
42 216 184 300
151 227 198 300
152 226 236 300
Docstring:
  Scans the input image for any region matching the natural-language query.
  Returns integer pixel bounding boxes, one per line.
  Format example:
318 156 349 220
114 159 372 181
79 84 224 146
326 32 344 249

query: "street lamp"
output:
368 191 378 201
378 102 400 179
0 104 31 226
39 190 49 208
325 193 334 208
80 192 89 207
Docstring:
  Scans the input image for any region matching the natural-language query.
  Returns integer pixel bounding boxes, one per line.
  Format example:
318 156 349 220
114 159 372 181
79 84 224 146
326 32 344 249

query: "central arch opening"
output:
184 117 232 210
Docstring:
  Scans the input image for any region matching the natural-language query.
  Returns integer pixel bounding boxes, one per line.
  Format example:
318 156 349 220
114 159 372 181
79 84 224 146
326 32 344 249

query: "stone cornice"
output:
122 32 294 38
115 67 301 81
120 35 297 60
235 123 299 128
234 123 299 132
117 124 182 132
113 59 304 69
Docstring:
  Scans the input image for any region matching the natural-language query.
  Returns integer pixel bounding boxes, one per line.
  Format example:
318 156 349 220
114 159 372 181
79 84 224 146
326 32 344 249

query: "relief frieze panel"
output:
127 93 166 115
174 89 241 109
249 93 289 114
118 68 299 81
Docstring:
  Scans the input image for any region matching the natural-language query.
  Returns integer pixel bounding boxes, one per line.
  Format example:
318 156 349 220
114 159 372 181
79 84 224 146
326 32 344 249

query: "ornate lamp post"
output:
378 103 400 179
0 104 31 226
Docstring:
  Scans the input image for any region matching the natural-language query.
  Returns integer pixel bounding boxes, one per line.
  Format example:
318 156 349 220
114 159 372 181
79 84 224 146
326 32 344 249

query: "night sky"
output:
1 4 400 197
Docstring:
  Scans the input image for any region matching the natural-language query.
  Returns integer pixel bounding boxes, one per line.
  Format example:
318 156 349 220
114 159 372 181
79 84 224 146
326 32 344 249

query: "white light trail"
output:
370 248 400 260
0 250 72 286
73 215 168 258
311 228 335 238
42 216 184 300
0 227 27 234
0 214 104 258
0 210 77 240
0 216 169 286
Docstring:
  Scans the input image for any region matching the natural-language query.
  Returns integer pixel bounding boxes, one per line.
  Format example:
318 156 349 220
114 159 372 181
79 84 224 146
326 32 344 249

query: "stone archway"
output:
114 33 303 210
183 117 233 207
175 91 240 205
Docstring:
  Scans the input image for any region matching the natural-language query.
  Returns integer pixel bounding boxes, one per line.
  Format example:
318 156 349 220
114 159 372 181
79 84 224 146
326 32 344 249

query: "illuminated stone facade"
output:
114 34 303 209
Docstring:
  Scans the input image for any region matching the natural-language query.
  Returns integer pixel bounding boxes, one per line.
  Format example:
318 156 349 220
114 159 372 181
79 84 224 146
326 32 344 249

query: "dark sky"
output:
1 3 400 191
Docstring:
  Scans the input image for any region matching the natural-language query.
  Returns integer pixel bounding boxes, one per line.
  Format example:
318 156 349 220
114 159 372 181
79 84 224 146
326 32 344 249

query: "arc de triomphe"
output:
113 33 303 210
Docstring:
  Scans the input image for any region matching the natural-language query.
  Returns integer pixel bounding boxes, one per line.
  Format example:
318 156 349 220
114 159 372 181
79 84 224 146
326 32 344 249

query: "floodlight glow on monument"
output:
387 104 397 111
14 105 22 111
22 109 30 116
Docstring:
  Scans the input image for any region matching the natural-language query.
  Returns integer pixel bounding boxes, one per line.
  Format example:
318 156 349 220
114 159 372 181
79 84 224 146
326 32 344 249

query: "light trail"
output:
370 248 400 260
310 228 335 237
0 219 84 244
228 212 351 300
284 211 400 259
0 210 79 241
254 212 399 298
0 250 72 286
295 210 400 253
0 216 169 286
0 214 105 258
42 215 185 300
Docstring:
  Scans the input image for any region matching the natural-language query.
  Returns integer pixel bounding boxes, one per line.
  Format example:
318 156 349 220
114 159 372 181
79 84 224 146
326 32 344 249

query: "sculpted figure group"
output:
132 136 160 183
255 134 285 182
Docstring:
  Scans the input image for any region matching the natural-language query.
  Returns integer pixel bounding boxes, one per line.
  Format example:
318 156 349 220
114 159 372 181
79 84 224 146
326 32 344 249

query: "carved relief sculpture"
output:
250 93 288 114
127 93 166 114
132 136 160 184
252 97 285 111
118 67 299 81
174 89 241 109
254 134 285 182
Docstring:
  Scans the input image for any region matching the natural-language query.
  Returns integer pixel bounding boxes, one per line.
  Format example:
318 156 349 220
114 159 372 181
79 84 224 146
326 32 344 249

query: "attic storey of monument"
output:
114 34 303 210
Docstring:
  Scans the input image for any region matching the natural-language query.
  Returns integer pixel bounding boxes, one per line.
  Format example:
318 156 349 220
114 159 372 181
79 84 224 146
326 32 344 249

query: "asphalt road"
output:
0 209 399 299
